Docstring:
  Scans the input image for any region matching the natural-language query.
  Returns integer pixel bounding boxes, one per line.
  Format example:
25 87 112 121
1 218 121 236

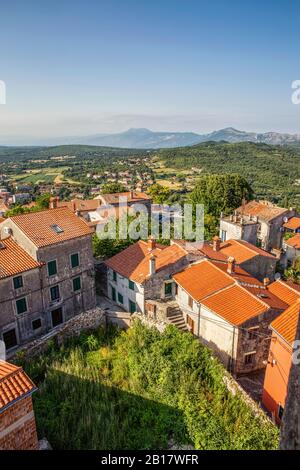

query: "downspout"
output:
231 326 236 375
197 303 201 338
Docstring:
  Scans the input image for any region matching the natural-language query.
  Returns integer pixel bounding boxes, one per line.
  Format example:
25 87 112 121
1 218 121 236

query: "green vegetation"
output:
285 257 300 284
158 141 300 208
148 183 171 204
20 321 279 450
101 182 127 194
5 193 51 217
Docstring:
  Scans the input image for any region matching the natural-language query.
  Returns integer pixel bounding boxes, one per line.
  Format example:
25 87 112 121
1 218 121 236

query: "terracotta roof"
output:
271 300 300 346
173 260 234 302
202 284 269 326
237 200 288 222
268 280 300 306
0 361 37 412
9 208 93 247
283 217 300 231
219 239 275 263
198 242 228 261
0 237 41 279
98 191 151 205
57 198 101 212
105 240 187 284
210 260 263 287
285 234 300 249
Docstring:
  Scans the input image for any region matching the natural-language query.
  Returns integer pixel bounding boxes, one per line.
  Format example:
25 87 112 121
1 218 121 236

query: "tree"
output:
148 183 171 204
285 257 300 284
189 174 253 217
101 182 127 194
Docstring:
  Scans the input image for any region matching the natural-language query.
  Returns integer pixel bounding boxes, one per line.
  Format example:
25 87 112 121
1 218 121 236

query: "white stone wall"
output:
107 268 144 313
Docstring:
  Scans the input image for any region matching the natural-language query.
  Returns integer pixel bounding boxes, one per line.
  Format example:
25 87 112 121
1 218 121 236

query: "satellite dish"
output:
0 340 6 361
283 217 289 223
274 272 282 281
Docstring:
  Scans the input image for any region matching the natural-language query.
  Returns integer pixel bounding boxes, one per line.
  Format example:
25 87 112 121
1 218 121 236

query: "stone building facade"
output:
0 360 38 450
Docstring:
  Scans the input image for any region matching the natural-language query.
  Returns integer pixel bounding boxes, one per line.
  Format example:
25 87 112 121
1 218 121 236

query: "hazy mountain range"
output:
2 127 300 148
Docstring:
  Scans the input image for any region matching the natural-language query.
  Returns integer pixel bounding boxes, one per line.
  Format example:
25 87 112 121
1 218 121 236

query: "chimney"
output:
72 200 76 212
149 254 156 276
130 190 134 200
263 277 270 287
49 196 59 209
227 256 236 274
148 236 156 251
212 235 221 252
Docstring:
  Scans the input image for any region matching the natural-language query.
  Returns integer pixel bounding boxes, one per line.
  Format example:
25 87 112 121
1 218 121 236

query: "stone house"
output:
0 360 38 450
0 208 96 351
198 236 277 281
282 216 300 234
281 234 300 268
219 200 297 251
105 239 200 314
0 237 44 351
95 191 152 215
172 258 287 375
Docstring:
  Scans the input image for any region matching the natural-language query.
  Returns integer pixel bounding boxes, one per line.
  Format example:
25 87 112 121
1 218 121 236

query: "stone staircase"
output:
167 305 189 332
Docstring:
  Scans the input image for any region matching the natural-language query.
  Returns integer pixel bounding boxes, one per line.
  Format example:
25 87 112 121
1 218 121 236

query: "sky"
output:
1 0 300 142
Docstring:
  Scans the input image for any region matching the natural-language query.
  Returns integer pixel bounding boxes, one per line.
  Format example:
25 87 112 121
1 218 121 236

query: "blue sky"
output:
1 0 300 140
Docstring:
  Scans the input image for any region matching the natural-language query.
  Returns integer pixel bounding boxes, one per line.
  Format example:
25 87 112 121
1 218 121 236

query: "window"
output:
118 292 123 304
71 253 79 268
48 260 57 277
129 280 135 291
247 327 259 341
113 270 117 282
16 297 27 314
3 329 17 350
13 275 23 290
32 318 42 330
244 352 256 365
50 285 60 301
221 230 227 242
188 296 193 309
111 286 116 302
164 282 173 296
73 277 81 292
129 299 136 314
278 404 284 420
51 224 64 234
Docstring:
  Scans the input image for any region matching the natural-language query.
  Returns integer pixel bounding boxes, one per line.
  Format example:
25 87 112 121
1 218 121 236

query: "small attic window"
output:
51 224 64 234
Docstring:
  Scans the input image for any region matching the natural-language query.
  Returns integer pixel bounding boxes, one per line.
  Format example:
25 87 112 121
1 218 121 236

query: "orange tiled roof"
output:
0 237 41 279
57 198 101 212
173 259 234 302
105 240 187 284
210 260 264 287
283 217 300 231
271 300 300 346
9 208 93 247
268 280 300 306
202 284 269 326
285 234 300 249
237 200 288 222
98 191 151 205
219 239 275 263
0 361 37 412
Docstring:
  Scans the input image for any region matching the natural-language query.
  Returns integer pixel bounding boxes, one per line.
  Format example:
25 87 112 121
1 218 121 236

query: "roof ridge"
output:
236 282 270 310
278 279 300 296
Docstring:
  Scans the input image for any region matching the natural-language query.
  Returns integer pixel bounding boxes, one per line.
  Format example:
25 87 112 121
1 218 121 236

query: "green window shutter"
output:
16 297 27 314
113 270 117 282
129 300 136 314
129 280 135 291
13 276 23 289
111 286 116 301
164 282 173 295
73 277 81 292
117 292 123 304
48 260 57 276
71 253 79 268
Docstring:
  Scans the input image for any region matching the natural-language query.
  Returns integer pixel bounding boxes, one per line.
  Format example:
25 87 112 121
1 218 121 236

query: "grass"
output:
19 321 279 450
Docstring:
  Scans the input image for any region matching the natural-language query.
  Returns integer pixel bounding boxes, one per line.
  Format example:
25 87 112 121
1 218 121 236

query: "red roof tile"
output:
268 280 300 306
202 284 268 326
271 300 300 346
0 237 41 279
283 217 300 231
285 234 300 249
0 361 37 412
237 200 288 222
105 240 187 284
9 208 93 247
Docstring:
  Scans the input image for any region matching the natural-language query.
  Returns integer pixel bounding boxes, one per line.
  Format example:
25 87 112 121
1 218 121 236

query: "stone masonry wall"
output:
0 396 38 450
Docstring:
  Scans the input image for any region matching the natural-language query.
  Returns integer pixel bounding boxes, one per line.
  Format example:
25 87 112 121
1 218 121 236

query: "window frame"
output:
47 259 58 277
50 285 60 301
113 270 117 282
164 281 173 296
2 328 18 350
32 318 42 331
13 275 23 290
16 297 28 315
129 279 135 291
117 292 124 304
70 252 80 269
73 276 82 292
